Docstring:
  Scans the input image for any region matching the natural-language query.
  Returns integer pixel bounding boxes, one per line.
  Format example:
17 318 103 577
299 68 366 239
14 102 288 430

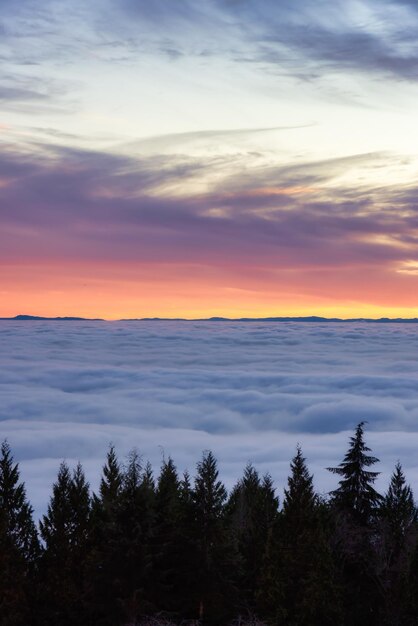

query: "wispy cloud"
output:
3 0 418 83
1 141 417 281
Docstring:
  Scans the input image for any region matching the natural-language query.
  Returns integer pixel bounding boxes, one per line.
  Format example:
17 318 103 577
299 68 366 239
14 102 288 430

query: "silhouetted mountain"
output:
0 315 104 321
119 316 418 323
3 314 418 323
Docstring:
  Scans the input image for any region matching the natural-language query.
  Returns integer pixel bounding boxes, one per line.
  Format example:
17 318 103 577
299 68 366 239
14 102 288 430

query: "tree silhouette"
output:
377 463 417 625
228 464 279 615
328 423 383 625
1 436 418 625
328 422 382 524
191 451 238 623
0 441 39 626
280 446 341 626
39 461 92 626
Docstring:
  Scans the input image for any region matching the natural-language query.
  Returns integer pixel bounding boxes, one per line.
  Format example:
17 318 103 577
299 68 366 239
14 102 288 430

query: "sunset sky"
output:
2 0 418 318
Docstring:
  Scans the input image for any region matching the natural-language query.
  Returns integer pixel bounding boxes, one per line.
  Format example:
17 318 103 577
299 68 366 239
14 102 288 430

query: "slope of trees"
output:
1 425 418 625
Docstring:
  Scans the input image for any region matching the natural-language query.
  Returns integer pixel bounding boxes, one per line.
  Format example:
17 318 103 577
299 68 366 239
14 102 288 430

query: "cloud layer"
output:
1 139 418 318
2 320 418 516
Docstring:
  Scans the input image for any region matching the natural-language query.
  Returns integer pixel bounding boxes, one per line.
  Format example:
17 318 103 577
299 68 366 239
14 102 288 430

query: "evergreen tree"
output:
191 451 238 623
39 461 91 626
0 441 39 626
381 462 416 543
171 469 200 618
99 444 122 508
227 464 279 614
377 463 417 625
85 445 123 626
150 457 184 615
277 446 341 626
328 421 382 525
327 423 383 625
40 462 72 554
179 469 193 505
105 450 156 624
70 462 91 549
283 444 316 522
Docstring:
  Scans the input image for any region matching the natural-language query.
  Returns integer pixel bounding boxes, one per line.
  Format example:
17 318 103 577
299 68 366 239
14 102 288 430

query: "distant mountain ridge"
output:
1 315 104 321
2 314 418 323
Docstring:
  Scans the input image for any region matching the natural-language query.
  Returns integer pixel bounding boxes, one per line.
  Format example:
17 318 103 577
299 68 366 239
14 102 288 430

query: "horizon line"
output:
2 313 418 323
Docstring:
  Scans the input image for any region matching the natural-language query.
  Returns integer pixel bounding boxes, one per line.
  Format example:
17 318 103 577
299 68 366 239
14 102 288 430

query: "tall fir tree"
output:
378 463 418 626
105 449 156 624
227 464 279 614
273 446 341 626
171 469 201 619
39 461 92 626
149 457 184 615
283 444 316 523
99 444 122 508
191 451 238 624
328 421 382 525
380 462 417 543
0 441 39 626
86 445 123 626
327 423 383 626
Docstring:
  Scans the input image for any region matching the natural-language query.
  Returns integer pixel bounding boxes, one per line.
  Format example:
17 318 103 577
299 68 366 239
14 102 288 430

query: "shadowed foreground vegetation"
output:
2 423 418 626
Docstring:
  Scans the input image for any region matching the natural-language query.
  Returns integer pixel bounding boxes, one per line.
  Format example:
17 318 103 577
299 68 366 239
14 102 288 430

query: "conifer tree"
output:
272 446 342 626
170 469 200 618
328 423 383 625
381 462 416 543
99 444 122 508
0 441 39 626
191 451 237 623
86 445 123 626
106 450 156 624
377 463 417 625
328 421 382 525
40 462 72 554
39 461 91 626
70 462 91 548
150 457 184 614
283 444 316 523
260 473 280 529
227 464 279 613
180 469 192 505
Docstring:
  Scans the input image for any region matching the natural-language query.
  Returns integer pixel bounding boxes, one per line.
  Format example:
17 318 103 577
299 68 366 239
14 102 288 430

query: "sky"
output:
1 0 418 318
2 320 418 517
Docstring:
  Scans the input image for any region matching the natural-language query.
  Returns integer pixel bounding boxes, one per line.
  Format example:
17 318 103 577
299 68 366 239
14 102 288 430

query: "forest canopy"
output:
1 423 418 626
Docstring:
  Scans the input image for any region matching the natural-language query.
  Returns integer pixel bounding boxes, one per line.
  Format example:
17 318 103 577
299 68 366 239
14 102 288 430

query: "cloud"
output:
0 72 77 114
2 320 418 516
120 125 309 153
99 0 418 83
3 0 418 85
1 141 418 283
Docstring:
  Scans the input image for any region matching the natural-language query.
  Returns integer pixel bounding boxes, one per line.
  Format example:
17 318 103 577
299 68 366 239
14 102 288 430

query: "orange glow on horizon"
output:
1 261 418 320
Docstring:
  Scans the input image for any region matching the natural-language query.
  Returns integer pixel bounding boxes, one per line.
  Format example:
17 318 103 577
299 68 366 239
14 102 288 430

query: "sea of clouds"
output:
1 320 418 517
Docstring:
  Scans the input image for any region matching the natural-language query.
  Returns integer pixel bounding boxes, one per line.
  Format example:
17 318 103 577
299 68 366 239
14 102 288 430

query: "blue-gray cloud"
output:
3 0 418 85
102 0 418 82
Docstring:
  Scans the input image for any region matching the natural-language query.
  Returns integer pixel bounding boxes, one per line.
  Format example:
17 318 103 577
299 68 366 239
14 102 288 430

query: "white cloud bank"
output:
1 320 418 516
